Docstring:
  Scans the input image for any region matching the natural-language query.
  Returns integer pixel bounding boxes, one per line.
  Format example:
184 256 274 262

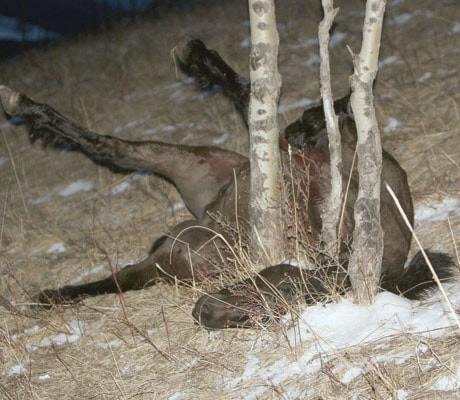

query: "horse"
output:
0 37 453 328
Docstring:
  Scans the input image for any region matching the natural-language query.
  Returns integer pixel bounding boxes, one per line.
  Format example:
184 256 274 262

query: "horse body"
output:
0 38 453 329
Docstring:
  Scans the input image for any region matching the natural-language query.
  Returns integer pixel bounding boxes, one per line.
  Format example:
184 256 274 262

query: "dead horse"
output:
0 38 454 329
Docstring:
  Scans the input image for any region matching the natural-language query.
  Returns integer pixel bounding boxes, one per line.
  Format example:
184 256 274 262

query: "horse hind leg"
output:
35 220 226 306
0 86 247 218
35 255 163 306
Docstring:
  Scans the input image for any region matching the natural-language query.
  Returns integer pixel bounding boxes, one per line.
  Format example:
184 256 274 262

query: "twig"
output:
318 0 342 256
0 178 10 252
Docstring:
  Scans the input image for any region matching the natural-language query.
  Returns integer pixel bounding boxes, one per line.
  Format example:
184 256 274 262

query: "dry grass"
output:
0 0 459 399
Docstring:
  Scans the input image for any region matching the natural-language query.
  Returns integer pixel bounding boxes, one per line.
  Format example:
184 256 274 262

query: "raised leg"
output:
0 86 247 218
175 37 250 123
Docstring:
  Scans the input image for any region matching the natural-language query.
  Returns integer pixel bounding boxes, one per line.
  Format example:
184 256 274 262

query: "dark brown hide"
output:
193 264 349 329
0 38 454 328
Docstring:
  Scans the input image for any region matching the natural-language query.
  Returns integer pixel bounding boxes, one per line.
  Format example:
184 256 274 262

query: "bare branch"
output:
318 0 342 257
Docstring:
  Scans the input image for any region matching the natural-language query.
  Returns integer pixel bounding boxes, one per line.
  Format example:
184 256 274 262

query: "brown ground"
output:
0 0 459 399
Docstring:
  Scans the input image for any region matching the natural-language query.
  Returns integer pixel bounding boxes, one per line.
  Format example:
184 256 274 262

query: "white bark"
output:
348 0 386 304
248 0 283 265
318 0 342 257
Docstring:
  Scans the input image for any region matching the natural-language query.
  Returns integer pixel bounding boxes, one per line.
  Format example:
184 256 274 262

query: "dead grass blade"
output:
386 183 460 331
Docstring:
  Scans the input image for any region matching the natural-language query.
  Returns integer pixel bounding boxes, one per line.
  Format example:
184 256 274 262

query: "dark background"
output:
0 0 203 61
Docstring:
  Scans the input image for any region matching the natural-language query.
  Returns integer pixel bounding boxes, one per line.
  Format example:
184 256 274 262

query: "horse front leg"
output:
175 37 250 123
0 86 247 218
193 265 350 329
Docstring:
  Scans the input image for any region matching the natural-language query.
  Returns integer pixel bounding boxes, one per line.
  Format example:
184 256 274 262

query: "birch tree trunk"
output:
247 0 283 266
348 0 386 304
318 0 342 258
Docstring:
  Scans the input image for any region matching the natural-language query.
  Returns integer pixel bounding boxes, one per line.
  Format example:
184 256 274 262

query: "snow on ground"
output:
58 180 93 197
329 32 346 48
46 242 67 254
29 194 52 205
25 320 84 351
220 284 459 398
6 321 85 376
379 55 399 68
212 132 231 145
431 366 460 391
220 196 459 397
220 195 460 397
168 200 186 213
278 97 317 113
2 33 458 392
415 197 460 224
11 196 458 397
110 181 131 195
383 116 403 132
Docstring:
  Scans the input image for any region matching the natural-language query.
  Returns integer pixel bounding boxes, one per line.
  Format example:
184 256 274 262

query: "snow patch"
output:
418 72 432 82
224 286 460 397
291 37 319 50
114 119 146 134
24 325 40 335
282 259 315 270
329 32 346 48
278 97 316 113
302 53 320 67
240 35 251 48
341 367 364 384
391 389 411 399
162 125 178 132
96 339 123 349
394 13 413 25
26 320 84 350
379 55 399 67
384 117 403 132
389 0 405 6
5 363 26 376
58 180 93 196
290 292 413 348
415 198 460 224
386 10 429 27
212 132 230 145
431 367 460 391
29 194 52 205
46 242 66 254
169 201 186 213
142 128 158 135
110 181 131 195
170 88 185 99
180 133 194 143
0 157 7 166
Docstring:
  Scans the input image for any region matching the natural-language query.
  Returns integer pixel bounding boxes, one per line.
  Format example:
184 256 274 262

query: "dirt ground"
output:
0 0 459 399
